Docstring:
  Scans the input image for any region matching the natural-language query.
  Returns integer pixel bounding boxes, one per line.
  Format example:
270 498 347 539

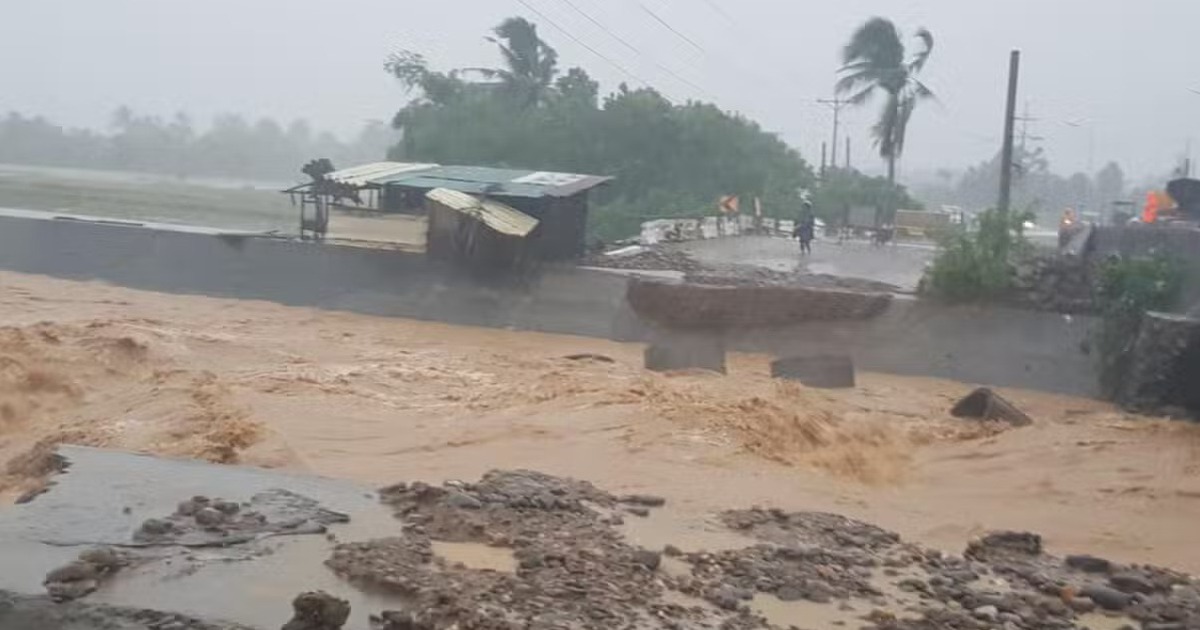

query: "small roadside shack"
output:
284 161 611 261
377 165 611 260
425 188 539 272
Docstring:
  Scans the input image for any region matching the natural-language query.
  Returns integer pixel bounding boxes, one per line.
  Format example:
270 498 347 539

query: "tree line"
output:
0 107 394 182
914 146 1131 224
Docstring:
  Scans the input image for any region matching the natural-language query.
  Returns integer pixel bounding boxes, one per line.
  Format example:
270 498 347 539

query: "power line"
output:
634 0 705 54
549 0 716 99
512 0 665 96
698 0 736 25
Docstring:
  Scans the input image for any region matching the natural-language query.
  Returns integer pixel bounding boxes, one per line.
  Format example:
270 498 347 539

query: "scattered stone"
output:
972 604 999 621
194 507 227 528
371 611 436 630
443 491 484 510
133 489 348 546
1067 595 1097 613
42 548 129 602
632 550 662 571
619 494 667 507
1081 584 1133 611
280 591 350 630
1110 572 1157 594
625 506 650 517
1066 554 1113 574
965 531 1043 561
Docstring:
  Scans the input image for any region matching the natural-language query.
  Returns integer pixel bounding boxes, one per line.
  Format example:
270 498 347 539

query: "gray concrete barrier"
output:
0 211 1099 397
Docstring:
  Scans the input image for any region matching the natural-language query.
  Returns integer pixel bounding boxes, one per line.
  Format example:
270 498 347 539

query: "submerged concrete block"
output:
644 330 726 374
950 387 1033 426
770 355 855 388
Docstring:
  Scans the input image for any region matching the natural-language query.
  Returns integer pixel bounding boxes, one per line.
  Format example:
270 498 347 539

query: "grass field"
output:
0 163 298 233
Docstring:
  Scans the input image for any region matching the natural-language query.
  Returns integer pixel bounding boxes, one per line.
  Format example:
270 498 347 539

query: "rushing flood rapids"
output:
1 269 1199 575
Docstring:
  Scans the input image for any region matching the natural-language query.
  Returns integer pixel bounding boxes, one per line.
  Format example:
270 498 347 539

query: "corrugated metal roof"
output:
326 162 438 187
426 188 539 237
377 164 611 199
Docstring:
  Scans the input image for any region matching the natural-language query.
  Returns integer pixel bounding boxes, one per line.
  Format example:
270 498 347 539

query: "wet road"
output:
677 235 935 291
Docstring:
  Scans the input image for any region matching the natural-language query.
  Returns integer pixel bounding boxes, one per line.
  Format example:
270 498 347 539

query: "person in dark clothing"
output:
793 211 815 255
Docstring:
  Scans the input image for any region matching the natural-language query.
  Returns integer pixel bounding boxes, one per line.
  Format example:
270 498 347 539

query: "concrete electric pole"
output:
998 50 1021 219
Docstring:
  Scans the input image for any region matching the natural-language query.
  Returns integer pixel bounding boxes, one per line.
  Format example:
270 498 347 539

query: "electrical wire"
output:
512 0 667 97
633 0 705 54
549 0 716 99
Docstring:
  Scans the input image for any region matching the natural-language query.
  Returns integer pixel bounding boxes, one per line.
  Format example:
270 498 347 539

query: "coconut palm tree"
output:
473 17 559 108
836 18 935 196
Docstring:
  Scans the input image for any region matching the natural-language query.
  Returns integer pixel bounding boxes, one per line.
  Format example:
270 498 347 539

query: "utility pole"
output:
998 50 1021 219
1016 101 1041 151
821 142 828 178
818 97 848 171
845 137 851 170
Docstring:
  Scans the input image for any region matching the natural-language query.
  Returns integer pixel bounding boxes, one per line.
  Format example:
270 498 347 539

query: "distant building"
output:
286 161 612 261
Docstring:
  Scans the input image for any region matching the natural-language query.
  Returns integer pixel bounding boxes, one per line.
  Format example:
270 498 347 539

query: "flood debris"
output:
132 489 349 547
951 387 1034 427
43 546 130 602
770 354 857 388
280 591 351 630
318 471 1200 630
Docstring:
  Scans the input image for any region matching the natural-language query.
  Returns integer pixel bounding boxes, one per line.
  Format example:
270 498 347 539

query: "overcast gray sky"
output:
4 0 1198 180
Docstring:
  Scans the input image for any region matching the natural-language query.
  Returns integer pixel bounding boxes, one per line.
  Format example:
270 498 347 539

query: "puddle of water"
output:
1076 612 1138 630
0 446 416 628
92 532 409 629
430 540 516 573
750 593 866 629
619 507 754 553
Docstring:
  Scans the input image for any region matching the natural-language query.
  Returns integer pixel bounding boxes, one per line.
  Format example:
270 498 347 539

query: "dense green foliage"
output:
923 209 1032 301
1094 255 1185 397
0 108 391 181
837 17 935 196
385 18 815 241
810 168 923 223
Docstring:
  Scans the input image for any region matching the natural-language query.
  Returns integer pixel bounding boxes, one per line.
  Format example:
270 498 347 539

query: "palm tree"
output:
473 17 559 108
836 18 935 198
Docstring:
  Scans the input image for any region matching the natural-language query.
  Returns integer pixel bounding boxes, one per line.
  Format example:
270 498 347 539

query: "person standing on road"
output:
794 209 815 255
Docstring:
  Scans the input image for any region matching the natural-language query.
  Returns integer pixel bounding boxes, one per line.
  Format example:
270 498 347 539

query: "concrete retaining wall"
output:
1091 224 1200 309
0 212 637 340
0 211 1098 397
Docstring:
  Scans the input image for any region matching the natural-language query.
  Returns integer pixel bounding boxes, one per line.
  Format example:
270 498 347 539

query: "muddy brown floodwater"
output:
1 270 1199 574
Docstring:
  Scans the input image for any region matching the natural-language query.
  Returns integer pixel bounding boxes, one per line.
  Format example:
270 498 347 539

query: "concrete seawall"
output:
0 210 1099 397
